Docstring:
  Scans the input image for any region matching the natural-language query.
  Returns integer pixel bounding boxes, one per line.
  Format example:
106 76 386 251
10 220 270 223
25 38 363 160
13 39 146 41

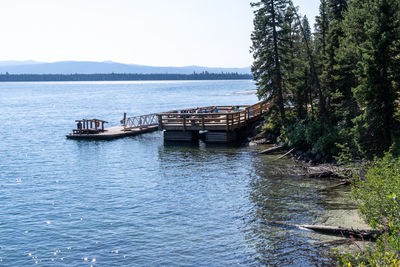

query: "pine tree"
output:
251 0 290 127
332 0 364 129
350 0 400 157
324 0 348 120
314 0 329 72
291 16 312 120
289 1 327 123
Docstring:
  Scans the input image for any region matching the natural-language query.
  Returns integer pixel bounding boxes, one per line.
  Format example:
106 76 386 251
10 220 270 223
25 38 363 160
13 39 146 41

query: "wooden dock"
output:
66 125 159 140
66 115 159 140
157 102 270 143
66 102 270 143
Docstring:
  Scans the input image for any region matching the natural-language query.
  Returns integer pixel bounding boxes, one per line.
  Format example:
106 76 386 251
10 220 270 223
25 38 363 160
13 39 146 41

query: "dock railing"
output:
123 114 159 130
158 102 271 132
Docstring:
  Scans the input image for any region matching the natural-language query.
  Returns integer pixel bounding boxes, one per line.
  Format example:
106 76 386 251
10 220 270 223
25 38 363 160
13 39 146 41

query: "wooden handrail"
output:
158 102 271 131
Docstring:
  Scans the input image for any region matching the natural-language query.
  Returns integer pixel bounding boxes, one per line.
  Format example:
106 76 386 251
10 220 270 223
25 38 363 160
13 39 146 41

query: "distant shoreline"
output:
0 73 252 82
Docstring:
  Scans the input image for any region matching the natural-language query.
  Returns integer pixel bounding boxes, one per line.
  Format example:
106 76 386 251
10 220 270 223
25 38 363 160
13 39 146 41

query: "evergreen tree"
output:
292 16 312 120
314 0 329 73
251 0 291 127
289 1 327 123
332 0 365 129
323 0 348 120
350 0 400 157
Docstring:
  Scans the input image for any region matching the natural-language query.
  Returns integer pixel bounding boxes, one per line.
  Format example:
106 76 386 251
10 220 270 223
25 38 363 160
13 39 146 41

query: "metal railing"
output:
123 113 159 130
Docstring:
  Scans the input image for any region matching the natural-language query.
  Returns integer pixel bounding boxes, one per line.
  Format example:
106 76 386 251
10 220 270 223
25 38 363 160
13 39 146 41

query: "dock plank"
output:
66 125 158 140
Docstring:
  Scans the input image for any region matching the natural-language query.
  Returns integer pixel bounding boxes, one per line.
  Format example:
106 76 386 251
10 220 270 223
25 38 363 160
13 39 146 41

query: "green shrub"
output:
339 155 400 266
352 154 400 230
338 228 400 266
280 122 308 149
311 128 339 157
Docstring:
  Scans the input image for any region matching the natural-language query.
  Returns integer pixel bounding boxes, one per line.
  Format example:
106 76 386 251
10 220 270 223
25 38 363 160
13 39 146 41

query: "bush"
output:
338 227 400 266
339 155 400 266
280 122 308 149
352 154 400 230
280 119 340 158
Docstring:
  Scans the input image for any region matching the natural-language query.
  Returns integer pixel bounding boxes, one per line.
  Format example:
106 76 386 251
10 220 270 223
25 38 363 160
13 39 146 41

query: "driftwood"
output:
276 148 295 160
260 220 380 241
307 171 342 179
320 180 351 191
259 145 286 155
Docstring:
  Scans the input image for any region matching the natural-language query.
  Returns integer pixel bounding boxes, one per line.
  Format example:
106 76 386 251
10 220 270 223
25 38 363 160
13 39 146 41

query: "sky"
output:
0 0 320 68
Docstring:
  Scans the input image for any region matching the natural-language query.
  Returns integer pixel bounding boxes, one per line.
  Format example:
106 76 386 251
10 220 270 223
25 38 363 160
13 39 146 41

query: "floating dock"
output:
66 125 158 140
66 115 159 140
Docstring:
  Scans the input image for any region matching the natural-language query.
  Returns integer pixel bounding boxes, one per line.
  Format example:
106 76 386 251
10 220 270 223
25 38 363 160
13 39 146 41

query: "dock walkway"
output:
157 102 270 143
66 114 159 140
67 102 269 142
66 125 158 140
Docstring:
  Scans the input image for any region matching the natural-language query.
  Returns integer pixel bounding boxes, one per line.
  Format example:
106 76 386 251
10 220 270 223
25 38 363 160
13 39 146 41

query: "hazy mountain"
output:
0 61 251 74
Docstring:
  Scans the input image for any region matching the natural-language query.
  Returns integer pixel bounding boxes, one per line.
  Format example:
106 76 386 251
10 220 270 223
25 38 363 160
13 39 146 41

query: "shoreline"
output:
251 138 371 258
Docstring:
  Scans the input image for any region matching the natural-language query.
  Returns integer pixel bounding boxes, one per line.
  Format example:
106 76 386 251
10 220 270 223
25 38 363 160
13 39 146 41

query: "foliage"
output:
338 230 400 266
251 0 291 125
280 119 339 157
251 0 400 159
334 155 400 266
352 154 400 230
351 0 400 158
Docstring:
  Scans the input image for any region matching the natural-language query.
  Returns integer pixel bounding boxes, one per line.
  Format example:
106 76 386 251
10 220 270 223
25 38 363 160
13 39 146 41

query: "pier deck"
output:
66 125 158 140
157 102 270 143
66 102 270 143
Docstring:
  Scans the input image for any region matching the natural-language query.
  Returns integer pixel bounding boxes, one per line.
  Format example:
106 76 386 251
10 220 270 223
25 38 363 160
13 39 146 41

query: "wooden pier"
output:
157 102 270 143
66 102 270 143
66 115 158 140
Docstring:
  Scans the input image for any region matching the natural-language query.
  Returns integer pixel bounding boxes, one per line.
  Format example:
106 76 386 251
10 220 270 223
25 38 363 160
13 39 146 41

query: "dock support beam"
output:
164 130 199 142
205 131 238 143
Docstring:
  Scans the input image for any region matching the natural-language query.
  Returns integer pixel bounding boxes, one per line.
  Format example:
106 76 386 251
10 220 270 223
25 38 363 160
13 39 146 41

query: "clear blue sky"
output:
0 0 320 67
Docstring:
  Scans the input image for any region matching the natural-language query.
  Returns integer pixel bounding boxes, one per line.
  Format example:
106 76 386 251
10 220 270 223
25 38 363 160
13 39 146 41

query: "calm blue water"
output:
0 80 339 266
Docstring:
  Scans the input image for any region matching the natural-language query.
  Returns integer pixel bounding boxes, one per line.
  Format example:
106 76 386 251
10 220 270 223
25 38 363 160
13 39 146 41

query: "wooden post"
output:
95 120 98 131
226 114 229 131
183 115 187 131
123 113 127 126
158 115 163 130
202 116 205 131
102 122 104 131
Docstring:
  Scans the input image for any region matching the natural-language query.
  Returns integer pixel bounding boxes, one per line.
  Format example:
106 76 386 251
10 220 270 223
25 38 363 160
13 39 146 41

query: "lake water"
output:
0 80 350 266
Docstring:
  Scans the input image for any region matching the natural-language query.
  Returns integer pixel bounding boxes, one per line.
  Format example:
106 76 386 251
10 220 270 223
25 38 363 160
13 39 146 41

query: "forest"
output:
251 0 400 159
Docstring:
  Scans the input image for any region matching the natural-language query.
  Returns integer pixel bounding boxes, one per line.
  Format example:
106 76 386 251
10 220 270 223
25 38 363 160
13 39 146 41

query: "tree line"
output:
251 0 400 159
0 72 252 82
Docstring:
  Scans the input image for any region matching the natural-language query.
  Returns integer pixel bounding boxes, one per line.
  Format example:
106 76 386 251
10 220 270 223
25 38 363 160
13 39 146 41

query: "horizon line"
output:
0 59 251 69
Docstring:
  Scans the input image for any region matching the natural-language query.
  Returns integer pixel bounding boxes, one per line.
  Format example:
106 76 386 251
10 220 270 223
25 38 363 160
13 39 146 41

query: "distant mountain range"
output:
0 61 251 75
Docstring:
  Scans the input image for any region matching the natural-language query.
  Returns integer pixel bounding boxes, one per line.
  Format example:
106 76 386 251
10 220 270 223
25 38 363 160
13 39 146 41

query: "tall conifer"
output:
251 0 290 126
349 0 400 156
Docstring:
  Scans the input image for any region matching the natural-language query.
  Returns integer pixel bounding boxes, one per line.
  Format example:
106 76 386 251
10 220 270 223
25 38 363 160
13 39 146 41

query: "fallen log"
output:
299 224 380 241
259 145 286 155
307 171 342 179
276 148 295 160
320 180 351 191
260 220 380 241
